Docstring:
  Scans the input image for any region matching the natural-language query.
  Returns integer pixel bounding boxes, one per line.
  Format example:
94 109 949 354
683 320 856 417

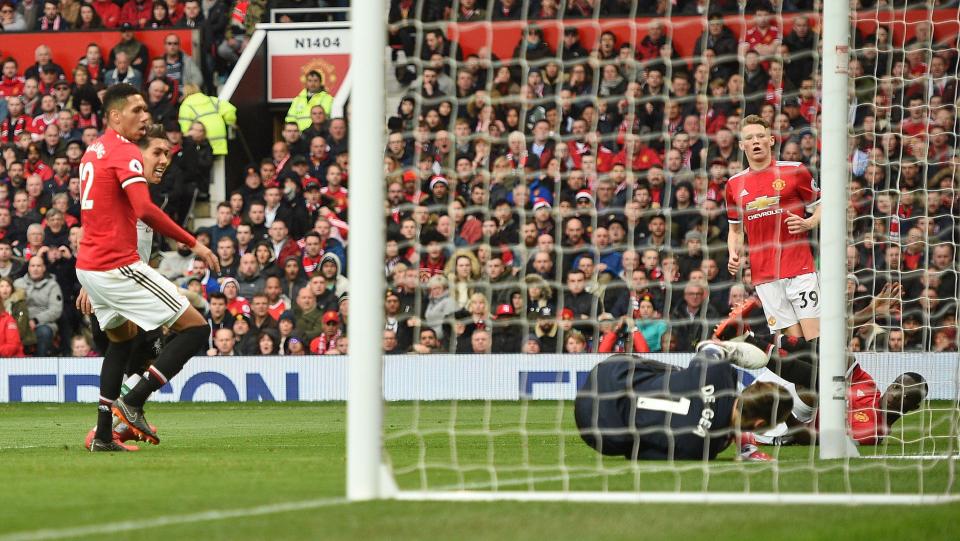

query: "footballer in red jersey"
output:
83 123 173 451
847 367 927 445
726 115 821 340
748 360 927 447
74 84 219 452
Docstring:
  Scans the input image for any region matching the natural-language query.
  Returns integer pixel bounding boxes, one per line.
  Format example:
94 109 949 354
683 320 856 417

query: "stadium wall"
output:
0 354 954 403
0 28 196 76
443 9 960 61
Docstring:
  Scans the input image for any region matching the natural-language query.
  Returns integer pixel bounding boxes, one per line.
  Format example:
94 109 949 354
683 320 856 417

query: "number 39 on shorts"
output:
798 290 819 309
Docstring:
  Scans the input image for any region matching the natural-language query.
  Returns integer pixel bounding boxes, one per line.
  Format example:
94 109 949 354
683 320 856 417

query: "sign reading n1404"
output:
295 37 341 49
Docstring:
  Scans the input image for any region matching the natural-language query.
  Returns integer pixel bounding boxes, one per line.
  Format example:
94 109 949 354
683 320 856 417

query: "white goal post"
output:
346 0 388 500
817 0 857 460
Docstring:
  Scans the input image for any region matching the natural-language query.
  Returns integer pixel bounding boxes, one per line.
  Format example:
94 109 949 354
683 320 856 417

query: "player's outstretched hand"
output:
785 211 813 234
192 242 220 273
76 287 93 315
872 282 902 317
727 252 741 275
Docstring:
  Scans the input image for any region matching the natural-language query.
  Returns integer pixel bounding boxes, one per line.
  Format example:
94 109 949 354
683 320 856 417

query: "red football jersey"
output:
744 25 780 50
725 160 820 284
29 113 59 136
76 128 147 271
847 364 887 445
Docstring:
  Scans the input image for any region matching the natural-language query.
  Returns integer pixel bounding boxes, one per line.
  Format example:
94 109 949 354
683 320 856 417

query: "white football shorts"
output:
77 260 189 331
754 271 821 332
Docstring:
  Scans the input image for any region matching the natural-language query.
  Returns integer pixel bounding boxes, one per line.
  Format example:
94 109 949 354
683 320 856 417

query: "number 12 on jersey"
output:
79 161 95 210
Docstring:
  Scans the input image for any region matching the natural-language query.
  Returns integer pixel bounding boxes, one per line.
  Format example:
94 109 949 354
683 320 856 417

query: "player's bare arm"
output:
851 282 902 326
727 222 744 275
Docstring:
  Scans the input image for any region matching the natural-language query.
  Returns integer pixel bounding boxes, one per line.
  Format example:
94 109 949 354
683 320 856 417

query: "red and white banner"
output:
267 27 350 103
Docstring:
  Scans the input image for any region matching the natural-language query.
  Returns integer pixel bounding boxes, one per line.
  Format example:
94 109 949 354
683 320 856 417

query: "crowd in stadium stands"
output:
0 0 957 358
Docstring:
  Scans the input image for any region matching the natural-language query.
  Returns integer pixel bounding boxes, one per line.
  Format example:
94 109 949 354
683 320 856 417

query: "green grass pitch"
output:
0 402 957 541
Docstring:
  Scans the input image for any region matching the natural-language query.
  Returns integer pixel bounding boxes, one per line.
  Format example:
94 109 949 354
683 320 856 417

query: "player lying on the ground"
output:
76 84 219 452
82 124 171 451
712 282 927 445
574 341 790 461
750 365 927 446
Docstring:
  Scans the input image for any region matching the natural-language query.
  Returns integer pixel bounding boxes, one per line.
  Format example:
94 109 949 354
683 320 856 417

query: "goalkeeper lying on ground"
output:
574 341 790 461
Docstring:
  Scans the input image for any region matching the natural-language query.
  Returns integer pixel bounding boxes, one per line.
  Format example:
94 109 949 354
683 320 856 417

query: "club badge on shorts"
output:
768 316 777 326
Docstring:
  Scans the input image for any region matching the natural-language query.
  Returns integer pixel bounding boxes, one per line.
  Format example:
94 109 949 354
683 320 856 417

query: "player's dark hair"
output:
901 372 929 398
137 124 167 149
102 84 144 117
740 114 770 131
739 382 793 430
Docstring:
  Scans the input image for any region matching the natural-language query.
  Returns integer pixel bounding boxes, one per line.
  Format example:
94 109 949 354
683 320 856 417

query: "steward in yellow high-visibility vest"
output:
178 83 237 156
285 70 333 131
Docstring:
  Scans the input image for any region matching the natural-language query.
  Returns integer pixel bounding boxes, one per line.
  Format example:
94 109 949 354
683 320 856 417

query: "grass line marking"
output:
0 497 350 541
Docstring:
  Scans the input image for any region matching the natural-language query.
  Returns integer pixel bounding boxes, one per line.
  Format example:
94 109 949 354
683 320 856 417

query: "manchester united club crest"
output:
768 316 776 326
853 411 870 423
300 58 339 91
772 178 786 191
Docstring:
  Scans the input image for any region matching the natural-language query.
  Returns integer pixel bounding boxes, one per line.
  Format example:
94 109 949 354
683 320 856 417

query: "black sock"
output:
772 354 818 391
124 326 208 408
95 408 113 442
96 338 134 441
125 328 162 377
90 319 109 355
777 336 819 367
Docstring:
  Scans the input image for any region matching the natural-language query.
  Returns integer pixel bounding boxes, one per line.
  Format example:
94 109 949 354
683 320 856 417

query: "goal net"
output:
348 0 960 503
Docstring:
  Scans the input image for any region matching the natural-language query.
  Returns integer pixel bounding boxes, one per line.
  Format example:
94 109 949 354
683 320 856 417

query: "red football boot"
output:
114 422 158 443
84 427 140 451
713 296 762 340
737 432 774 462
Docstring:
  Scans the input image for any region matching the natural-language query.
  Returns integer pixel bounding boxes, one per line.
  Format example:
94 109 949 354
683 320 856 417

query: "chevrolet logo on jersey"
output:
745 195 781 211
746 195 784 221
